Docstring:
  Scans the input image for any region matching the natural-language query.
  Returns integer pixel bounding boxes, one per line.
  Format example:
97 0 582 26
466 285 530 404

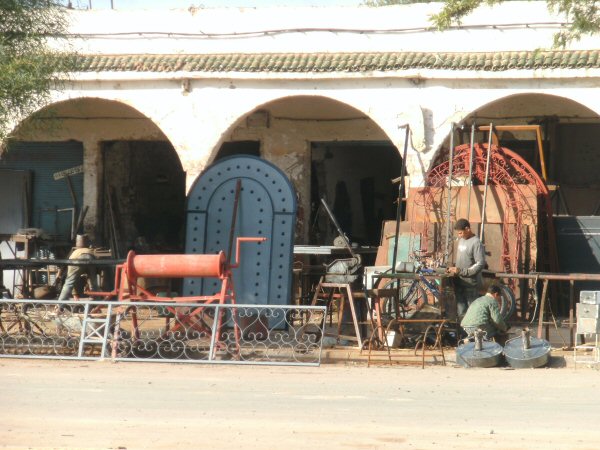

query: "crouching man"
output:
460 284 509 340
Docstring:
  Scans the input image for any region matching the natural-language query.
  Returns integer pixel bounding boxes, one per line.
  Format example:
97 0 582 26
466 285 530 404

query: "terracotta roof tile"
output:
74 51 600 73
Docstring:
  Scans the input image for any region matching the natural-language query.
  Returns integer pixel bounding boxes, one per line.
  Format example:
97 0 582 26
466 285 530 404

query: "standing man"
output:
446 218 486 317
58 234 98 301
461 284 508 339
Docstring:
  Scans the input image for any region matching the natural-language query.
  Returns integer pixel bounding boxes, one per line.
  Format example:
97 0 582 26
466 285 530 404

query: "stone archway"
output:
212 94 406 246
433 93 600 216
7 97 186 256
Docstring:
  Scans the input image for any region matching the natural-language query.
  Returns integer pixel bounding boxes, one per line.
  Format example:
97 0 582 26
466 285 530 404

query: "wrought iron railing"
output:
0 300 326 366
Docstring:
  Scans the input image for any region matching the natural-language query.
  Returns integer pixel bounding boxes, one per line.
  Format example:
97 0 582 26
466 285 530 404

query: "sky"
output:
71 0 366 8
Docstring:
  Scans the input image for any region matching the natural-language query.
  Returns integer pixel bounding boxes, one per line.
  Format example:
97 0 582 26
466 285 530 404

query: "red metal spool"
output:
125 250 226 280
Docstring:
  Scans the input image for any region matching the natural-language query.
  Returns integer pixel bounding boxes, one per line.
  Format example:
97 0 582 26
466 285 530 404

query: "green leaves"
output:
548 0 600 47
432 0 600 47
366 0 600 48
0 0 74 143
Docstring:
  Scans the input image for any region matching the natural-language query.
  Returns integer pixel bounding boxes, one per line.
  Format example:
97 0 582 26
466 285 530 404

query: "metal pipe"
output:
230 237 268 268
391 125 410 274
569 280 575 350
479 123 493 242
474 329 484 351
535 126 548 181
320 197 355 257
522 328 531 350
466 122 476 219
228 179 242 266
496 272 600 281
0 259 125 268
75 205 89 236
126 250 226 279
106 186 120 259
537 279 550 339
444 123 455 264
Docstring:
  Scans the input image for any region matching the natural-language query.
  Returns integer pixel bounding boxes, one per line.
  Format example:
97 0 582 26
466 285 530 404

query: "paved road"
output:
1 357 599 449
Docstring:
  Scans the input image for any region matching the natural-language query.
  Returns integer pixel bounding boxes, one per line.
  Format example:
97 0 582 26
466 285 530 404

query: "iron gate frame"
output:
0 299 326 367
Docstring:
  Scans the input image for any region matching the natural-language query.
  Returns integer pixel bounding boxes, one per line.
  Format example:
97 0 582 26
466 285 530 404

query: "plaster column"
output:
82 138 103 242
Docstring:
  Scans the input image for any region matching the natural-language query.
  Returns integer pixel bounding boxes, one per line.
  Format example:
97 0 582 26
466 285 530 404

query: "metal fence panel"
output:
0 300 326 366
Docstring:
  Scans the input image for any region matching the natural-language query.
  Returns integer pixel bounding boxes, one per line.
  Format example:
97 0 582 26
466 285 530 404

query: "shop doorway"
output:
310 141 402 247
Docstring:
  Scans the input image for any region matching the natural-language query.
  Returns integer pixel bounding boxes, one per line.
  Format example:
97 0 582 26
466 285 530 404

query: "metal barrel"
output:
125 250 226 279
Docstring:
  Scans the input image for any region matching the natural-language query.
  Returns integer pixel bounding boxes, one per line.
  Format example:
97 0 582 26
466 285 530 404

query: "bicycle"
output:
369 250 444 322
369 250 517 322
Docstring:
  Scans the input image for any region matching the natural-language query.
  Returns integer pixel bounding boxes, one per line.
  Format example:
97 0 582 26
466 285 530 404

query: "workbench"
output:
0 254 122 298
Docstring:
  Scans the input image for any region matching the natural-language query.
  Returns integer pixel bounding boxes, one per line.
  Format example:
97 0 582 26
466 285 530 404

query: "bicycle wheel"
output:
498 284 517 320
376 279 427 319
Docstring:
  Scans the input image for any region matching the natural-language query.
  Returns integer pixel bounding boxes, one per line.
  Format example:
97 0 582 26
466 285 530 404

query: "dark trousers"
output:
455 282 479 317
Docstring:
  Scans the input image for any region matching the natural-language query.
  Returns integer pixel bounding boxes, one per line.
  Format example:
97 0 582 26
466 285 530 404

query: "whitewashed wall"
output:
8 2 600 235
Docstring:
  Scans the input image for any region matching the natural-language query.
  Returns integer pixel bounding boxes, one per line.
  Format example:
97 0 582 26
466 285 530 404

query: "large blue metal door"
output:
184 156 296 305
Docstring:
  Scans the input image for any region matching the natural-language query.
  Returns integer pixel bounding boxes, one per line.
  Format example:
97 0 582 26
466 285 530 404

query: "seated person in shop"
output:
460 284 509 340
57 234 99 300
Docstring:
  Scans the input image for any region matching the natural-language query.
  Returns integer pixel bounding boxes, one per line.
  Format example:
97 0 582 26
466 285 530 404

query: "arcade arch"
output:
429 93 600 278
1 98 186 258
213 95 405 245
433 93 600 215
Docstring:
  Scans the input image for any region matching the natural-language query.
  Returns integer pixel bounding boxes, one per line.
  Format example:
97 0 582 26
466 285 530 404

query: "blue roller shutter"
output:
0 141 84 240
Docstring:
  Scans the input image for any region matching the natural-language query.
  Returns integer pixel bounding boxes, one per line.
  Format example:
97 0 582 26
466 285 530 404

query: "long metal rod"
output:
466 121 476 219
443 123 455 263
534 126 548 181
75 205 89 236
496 272 600 281
0 258 125 268
209 304 220 361
569 280 575 349
479 123 493 242
227 179 242 266
106 186 120 258
391 125 410 275
390 125 411 320
320 197 355 257
536 279 550 339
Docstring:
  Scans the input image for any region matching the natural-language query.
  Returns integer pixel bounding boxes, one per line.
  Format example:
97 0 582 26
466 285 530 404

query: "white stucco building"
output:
2 1 600 260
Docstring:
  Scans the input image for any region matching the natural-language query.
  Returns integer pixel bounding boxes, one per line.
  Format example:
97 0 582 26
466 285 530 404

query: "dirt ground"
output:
1 351 600 450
